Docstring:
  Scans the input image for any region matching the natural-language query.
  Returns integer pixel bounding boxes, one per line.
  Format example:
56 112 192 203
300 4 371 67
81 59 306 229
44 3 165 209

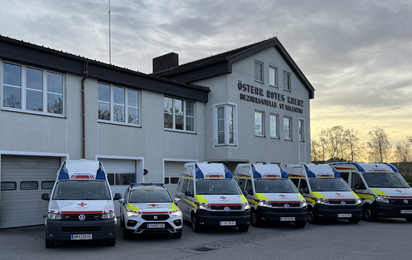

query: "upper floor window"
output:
254 60 263 82
270 113 279 138
2 62 63 115
98 83 139 125
283 71 291 91
255 111 264 137
164 97 194 132
299 119 304 142
269 66 277 87
284 116 292 140
215 103 237 146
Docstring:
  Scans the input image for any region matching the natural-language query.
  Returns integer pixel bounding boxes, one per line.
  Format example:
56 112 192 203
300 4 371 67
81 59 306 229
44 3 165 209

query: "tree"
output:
394 140 411 162
367 127 391 162
311 139 321 162
344 128 362 161
323 126 346 160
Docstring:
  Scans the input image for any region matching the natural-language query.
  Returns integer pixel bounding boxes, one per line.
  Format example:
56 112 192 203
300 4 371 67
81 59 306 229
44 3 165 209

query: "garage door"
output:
164 162 187 198
0 155 61 229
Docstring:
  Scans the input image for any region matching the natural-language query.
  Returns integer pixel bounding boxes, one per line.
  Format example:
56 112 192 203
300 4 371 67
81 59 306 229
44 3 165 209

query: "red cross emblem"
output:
148 204 159 207
335 193 341 196
279 194 286 198
220 196 227 200
78 202 87 207
395 189 402 193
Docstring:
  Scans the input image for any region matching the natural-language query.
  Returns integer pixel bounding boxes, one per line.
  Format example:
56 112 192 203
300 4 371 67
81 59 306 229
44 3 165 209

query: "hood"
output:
127 202 178 214
311 191 358 200
49 200 114 214
255 193 304 202
195 195 247 206
371 188 412 198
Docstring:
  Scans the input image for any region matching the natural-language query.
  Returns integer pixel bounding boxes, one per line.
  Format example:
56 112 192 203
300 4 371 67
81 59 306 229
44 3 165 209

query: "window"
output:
164 97 195 132
41 181 55 189
107 173 136 185
270 114 279 138
254 60 263 82
269 66 277 87
20 181 38 190
2 62 64 115
255 111 264 136
299 119 304 142
283 71 291 91
164 177 179 184
98 83 139 125
215 103 237 146
284 117 292 140
1 182 16 191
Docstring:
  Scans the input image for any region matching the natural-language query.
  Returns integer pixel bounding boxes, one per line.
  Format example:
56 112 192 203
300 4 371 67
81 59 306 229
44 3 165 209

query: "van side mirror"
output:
185 191 194 197
113 193 122 200
243 190 248 196
41 193 50 201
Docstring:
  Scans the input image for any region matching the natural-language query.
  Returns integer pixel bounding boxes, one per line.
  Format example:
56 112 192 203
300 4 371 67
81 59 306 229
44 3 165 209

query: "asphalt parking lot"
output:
0 218 410 260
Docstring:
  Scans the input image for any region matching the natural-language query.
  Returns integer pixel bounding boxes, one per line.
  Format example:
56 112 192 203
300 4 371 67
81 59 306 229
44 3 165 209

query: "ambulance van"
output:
233 164 308 227
330 162 412 222
175 162 251 232
285 164 362 224
41 160 122 248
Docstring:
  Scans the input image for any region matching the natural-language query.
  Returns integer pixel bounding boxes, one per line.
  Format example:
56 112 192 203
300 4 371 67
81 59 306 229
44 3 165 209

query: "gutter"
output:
81 61 89 159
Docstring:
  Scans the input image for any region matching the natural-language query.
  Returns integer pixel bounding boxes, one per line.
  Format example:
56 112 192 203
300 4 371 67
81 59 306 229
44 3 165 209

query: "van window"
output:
246 180 254 195
196 179 242 195
52 180 111 200
291 178 299 188
362 172 409 188
181 179 189 193
255 179 298 193
299 179 308 192
188 180 194 195
309 178 351 192
340 172 349 183
237 178 247 191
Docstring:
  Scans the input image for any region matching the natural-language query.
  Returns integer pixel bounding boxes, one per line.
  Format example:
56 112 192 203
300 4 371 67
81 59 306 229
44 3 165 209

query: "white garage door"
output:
164 161 187 198
0 155 61 229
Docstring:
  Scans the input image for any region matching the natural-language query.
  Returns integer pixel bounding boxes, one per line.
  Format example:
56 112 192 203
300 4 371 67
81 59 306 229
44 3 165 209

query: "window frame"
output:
98 82 140 126
1 61 65 117
269 66 278 88
214 102 238 147
254 60 264 83
163 96 195 132
254 110 264 137
299 118 305 142
283 116 292 140
283 71 291 91
270 113 279 138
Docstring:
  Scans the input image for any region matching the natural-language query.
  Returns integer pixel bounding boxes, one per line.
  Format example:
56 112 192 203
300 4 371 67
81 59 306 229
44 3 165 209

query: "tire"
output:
308 207 319 224
405 217 412 222
120 216 124 228
45 238 55 248
363 205 377 222
106 238 116 246
123 226 132 240
251 209 262 227
295 221 306 228
173 230 183 238
191 214 201 233
238 225 249 232
348 218 361 224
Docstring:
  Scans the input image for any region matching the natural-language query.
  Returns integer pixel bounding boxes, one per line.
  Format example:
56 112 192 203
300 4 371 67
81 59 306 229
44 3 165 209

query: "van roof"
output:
237 164 288 178
330 162 398 173
58 160 107 180
184 163 232 179
288 164 340 178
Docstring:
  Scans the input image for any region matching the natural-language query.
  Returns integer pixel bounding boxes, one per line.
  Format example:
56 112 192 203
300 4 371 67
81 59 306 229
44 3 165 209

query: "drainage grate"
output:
192 246 216 252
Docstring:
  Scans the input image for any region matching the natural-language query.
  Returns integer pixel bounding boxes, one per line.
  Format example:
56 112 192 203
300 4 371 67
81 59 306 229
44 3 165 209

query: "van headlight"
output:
171 210 182 217
355 198 362 205
127 211 140 217
258 201 272 208
102 211 116 219
375 195 389 203
300 200 307 207
198 204 211 211
242 204 251 211
316 198 329 205
47 213 62 220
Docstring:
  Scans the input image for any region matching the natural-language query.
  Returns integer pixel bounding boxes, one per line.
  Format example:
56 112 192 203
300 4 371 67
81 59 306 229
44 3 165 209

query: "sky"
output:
1 0 411 146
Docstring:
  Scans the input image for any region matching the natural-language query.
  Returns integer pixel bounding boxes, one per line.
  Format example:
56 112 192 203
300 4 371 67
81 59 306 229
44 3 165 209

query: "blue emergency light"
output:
58 162 69 179
383 162 399 172
332 168 341 178
252 165 262 178
96 162 107 180
224 166 233 178
304 165 316 178
195 165 204 178
280 168 289 178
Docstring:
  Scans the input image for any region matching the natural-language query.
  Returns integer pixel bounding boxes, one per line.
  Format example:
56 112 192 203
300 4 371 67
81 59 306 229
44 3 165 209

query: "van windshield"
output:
52 180 111 200
129 189 173 203
363 172 410 188
196 179 242 195
255 179 298 193
309 178 351 192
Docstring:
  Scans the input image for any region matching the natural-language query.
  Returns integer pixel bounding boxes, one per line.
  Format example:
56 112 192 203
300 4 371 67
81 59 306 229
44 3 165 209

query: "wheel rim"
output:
365 208 371 219
308 209 314 222
251 211 257 226
192 216 197 230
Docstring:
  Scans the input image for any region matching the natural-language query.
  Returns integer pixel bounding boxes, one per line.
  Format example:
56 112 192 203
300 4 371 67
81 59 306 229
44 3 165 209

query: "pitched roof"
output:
153 37 314 99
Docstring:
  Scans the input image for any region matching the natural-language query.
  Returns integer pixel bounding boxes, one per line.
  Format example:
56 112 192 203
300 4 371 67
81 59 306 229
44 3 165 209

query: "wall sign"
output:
237 81 304 114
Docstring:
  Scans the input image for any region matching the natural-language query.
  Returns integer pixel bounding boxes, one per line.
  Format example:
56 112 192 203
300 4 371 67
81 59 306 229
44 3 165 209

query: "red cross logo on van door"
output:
220 196 227 200
279 194 286 198
395 189 402 193
335 193 341 196
78 202 87 207
148 204 159 207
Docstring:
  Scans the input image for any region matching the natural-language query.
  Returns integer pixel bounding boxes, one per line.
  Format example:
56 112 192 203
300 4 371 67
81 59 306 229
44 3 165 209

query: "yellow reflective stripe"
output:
298 193 305 201
195 195 209 204
311 192 327 199
372 189 388 196
127 203 139 211
169 203 179 211
305 197 316 205
247 198 258 206
255 193 270 201
351 191 360 199
357 193 374 200
184 198 198 209
240 195 248 203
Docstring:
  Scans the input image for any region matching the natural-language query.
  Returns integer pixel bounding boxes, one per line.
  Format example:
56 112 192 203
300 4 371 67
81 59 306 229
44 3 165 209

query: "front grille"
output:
271 203 300 207
141 214 169 221
62 214 101 221
61 226 102 232
211 206 242 210
389 199 412 205
329 200 356 205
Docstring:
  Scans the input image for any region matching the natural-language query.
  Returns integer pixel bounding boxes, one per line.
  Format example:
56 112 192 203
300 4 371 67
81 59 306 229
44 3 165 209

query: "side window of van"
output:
237 179 246 191
340 172 349 183
299 180 309 194
246 180 254 195
351 173 365 189
187 180 194 196
182 179 189 193
291 178 299 188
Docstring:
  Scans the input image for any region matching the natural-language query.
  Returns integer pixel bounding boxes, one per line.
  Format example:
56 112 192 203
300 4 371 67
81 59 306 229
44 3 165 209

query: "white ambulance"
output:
285 164 362 224
233 164 308 227
175 162 250 232
41 160 122 248
330 162 412 222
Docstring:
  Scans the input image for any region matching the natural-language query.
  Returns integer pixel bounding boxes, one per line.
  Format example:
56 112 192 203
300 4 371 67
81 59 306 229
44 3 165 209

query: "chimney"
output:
153 52 179 73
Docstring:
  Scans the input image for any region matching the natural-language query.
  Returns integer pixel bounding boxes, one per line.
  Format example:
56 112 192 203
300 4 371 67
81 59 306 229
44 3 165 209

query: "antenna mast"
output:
109 0 111 64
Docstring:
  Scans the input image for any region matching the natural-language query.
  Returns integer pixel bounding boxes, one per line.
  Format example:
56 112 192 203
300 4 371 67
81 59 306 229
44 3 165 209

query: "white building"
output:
0 36 314 228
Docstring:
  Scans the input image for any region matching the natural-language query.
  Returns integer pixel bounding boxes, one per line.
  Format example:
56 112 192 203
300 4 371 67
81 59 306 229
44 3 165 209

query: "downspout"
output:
81 61 89 159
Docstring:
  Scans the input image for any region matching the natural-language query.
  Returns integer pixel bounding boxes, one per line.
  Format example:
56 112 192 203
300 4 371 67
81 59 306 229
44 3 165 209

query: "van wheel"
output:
308 207 319 224
123 227 132 240
45 238 55 248
251 210 261 227
295 221 306 228
106 238 116 246
405 217 412 222
363 205 377 222
348 218 360 224
191 214 201 233
238 225 249 232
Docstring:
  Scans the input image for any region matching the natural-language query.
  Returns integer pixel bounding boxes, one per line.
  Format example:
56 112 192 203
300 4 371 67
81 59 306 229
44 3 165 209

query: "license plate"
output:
337 214 352 218
220 221 236 226
147 224 165 228
280 217 295 221
71 234 92 240
401 210 412 214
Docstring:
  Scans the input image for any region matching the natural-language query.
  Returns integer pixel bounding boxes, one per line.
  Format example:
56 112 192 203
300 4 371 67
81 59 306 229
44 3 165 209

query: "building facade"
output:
0 36 314 228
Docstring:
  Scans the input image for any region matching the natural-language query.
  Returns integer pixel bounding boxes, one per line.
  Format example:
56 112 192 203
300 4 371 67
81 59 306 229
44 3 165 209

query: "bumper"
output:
256 206 308 222
314 204 363 219
374 201 412 218
195 210 250 227
45 218 117 242
124 216 183 235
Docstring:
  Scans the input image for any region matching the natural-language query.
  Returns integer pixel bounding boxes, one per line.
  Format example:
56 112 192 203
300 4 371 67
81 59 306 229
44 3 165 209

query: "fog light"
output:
173 219 182 226
127 220 137 227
